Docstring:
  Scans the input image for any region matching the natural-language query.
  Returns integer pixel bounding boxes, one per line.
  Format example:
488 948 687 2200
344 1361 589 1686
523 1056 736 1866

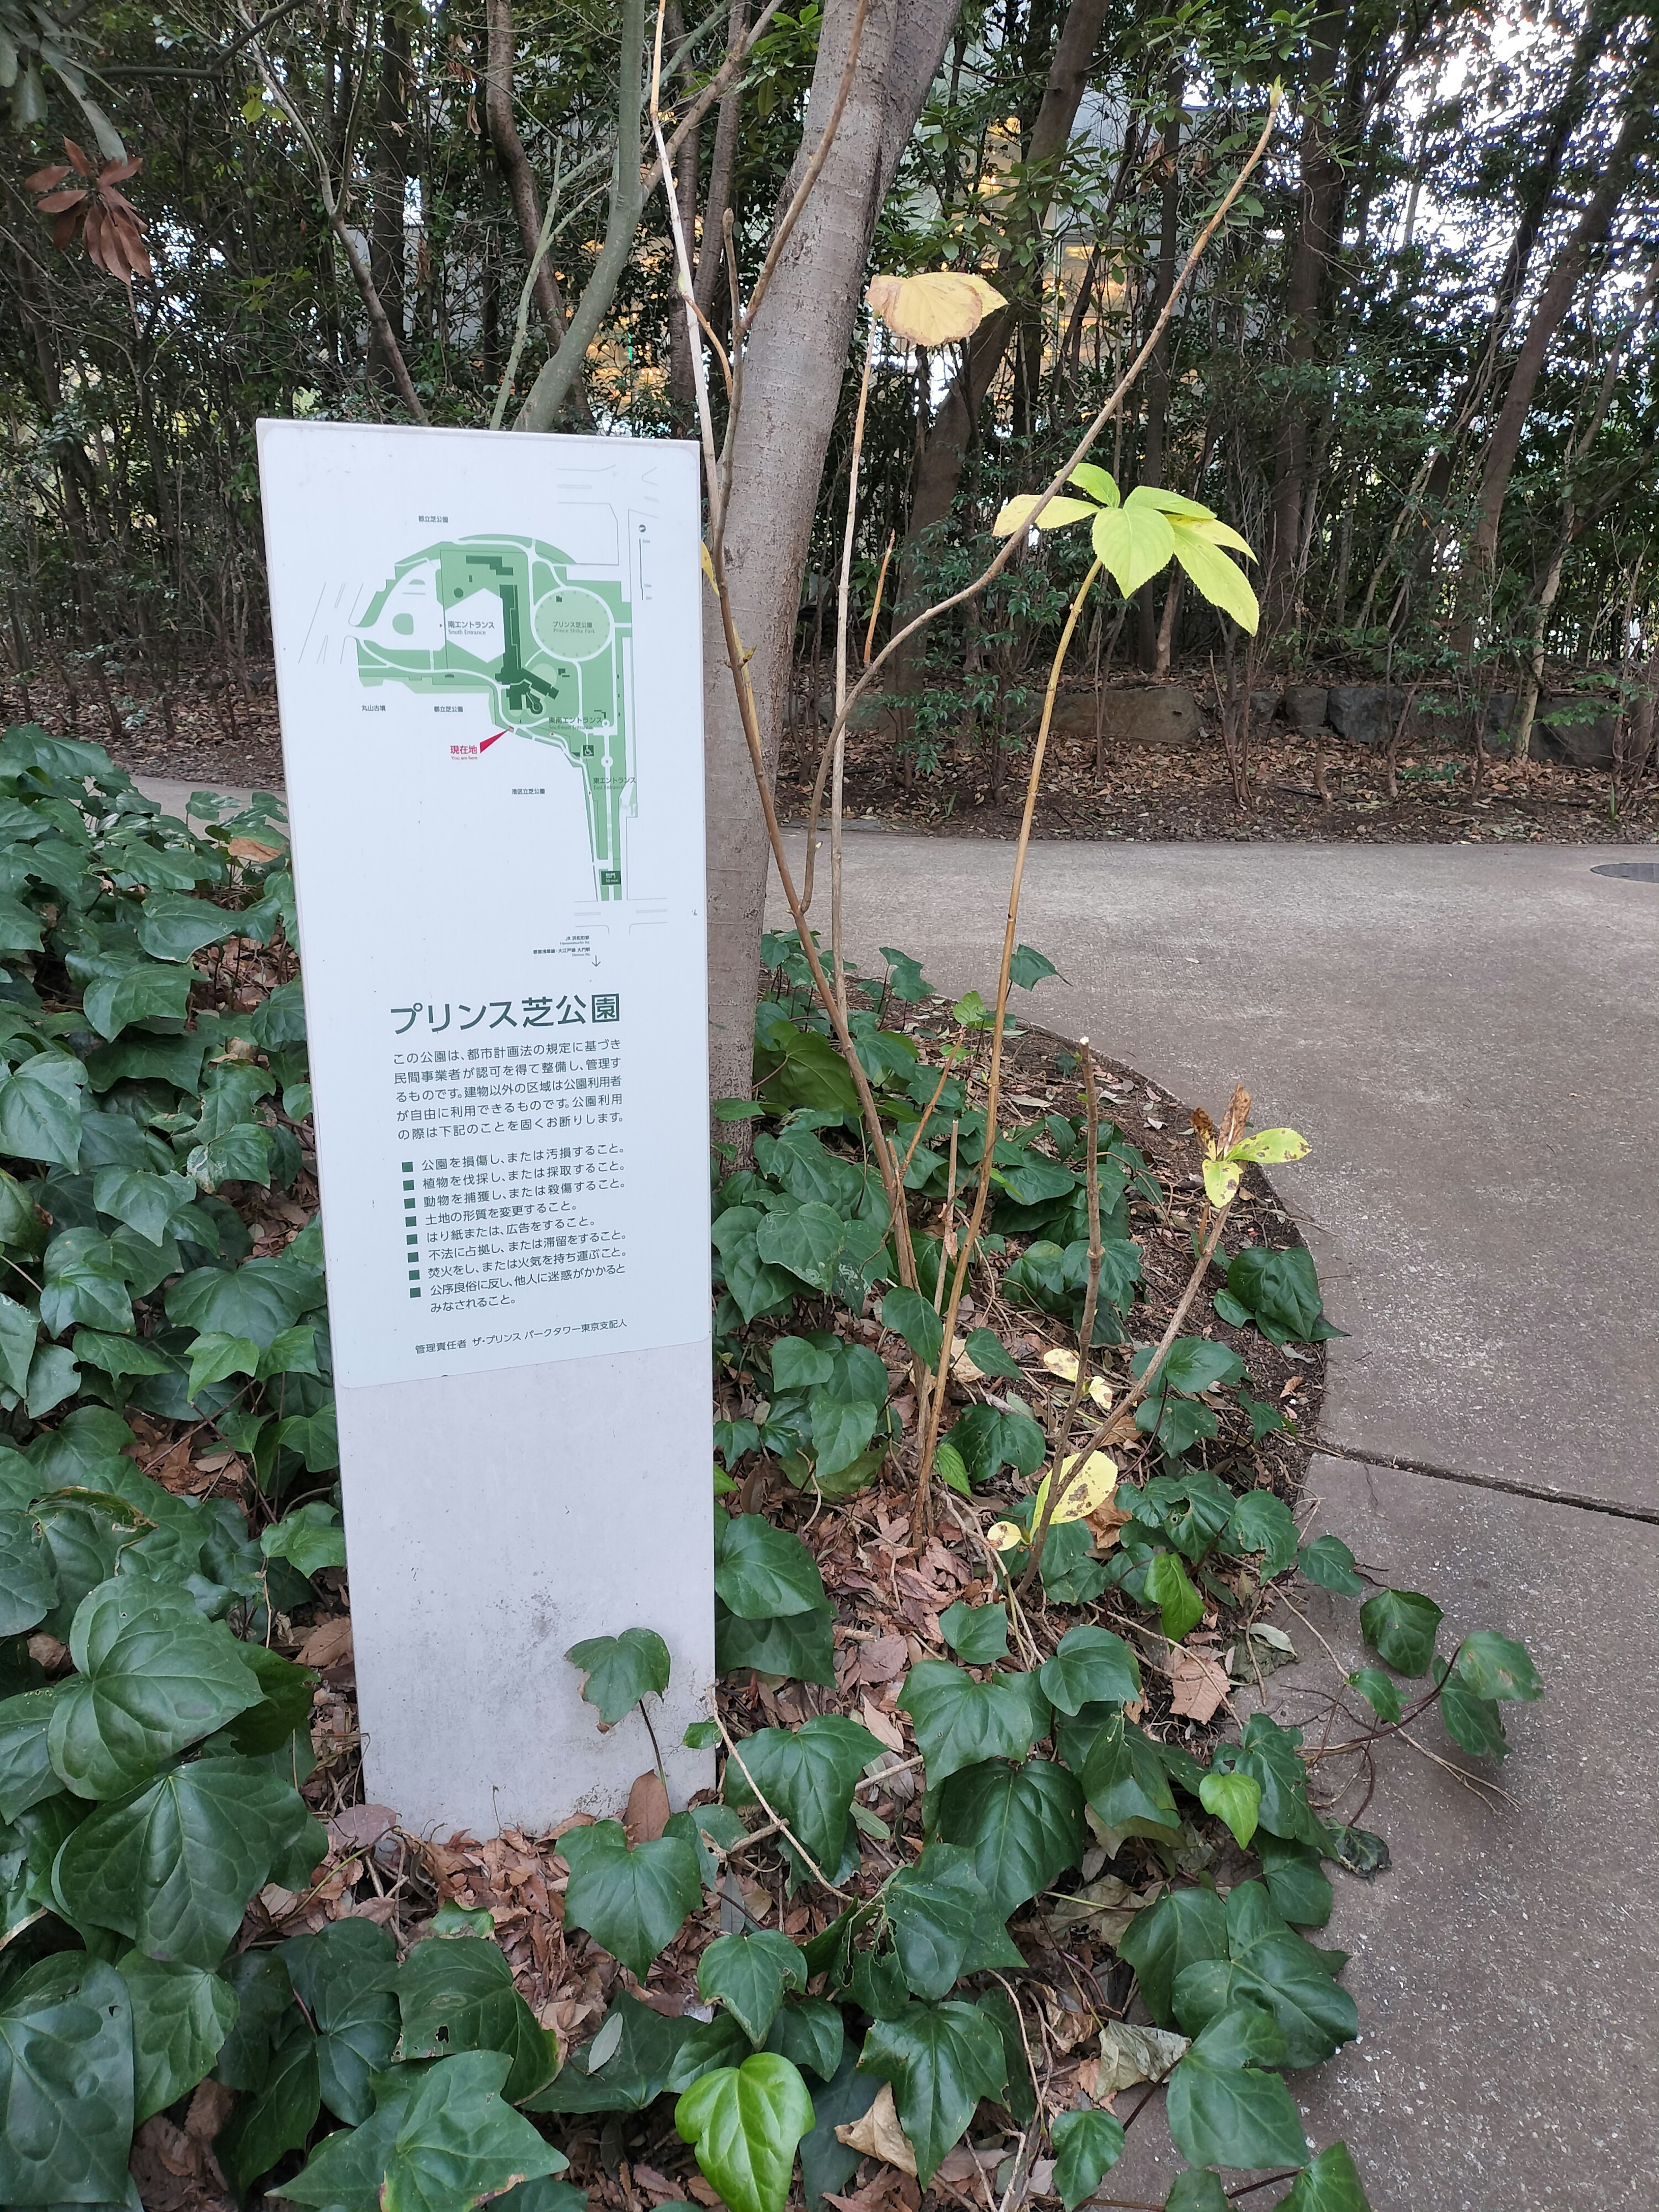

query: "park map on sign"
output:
354 534 633 899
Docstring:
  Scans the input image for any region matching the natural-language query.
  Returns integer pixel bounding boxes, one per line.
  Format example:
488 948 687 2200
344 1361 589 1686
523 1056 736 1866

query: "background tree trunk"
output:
1135 66 1182 670
368 0 412 394
1458 73 1653 645
702 0 961 1107
1263 2 1351 629
893 0 1111 677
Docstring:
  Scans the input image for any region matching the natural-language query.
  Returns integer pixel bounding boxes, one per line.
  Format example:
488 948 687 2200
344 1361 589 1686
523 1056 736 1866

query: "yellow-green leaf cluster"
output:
993 468 1260 633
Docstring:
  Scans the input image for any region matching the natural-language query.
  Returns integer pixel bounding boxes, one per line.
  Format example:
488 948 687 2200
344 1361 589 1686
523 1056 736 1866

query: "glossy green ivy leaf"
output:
1433 1658 1508 1760
559 1819 703 1980
40 1227 134 1338
858 2000 1007 2186
0 1051 86 1169
134 890 240 963
880 1286 944 1367
0 1952 133 2206
117 1951 238 2125
1454 1631 1541 1703
1225 1491 1299 1576
1229 1713 1327 1849
1359 1588 1443 1677
1051 2107 1126 2210
0 1687 63 1827
1163 2168 1229 2211
564 1627 670 1726
716 1599 837 1687
1346 1668 1402 1724
715 1513 827 1619
1117 1886 1227 2025
898 1660 1049 1785
676 2053 816 2212
1297 1533 1364 1595
756 1201 845 1292
1055 1705 1179 1834
1199 1771 1261 1849
1173 1883 1357 2067
54 1753 323 1967
1257 1836 1334 1928
1279 2140 1373 2209
526 1989 692 2115
1165 2006 1308 2171
722 1715 882 1875
0 1506 57 1635
882 1841 1014 1999
699 1929 808 2044
1143 1550 1205 1641
48 1575 264 1799
261 1500 347 1577
938 1600 1008 1664
946 1401 1046 1484
1038 1624 1141 1713
766 1996 845 2083
934 1755 1084 1918
89 1166 195 1244
215 1999 320 2194
962 1326 1023 1380
285 2048 567 2212
284 1916 401 2123
164 1259 306 1348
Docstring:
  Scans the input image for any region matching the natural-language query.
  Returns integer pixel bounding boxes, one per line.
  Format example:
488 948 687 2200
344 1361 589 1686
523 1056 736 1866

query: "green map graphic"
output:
356 534 633 900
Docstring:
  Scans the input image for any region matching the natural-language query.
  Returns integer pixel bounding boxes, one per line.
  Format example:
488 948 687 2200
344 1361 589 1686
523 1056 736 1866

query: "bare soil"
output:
778 683 1659 847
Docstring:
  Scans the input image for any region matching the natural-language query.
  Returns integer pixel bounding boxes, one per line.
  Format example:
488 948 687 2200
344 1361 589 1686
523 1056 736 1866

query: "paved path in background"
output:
773 832 1659 2211
134 774 264 825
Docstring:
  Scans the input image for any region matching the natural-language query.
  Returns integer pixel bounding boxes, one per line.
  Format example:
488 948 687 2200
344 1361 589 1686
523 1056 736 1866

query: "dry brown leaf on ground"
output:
625 1770 671 1845
631 2163 686 2203
327 1802 396 1853
1079 2022 1191 2098
861 1697 906 1754
1038 1990 1100 2054
685 2181 722 2208
297 1616 353 1669
1169 1648 1231 1723
837 2082 919 2176
1044 1874 1147 1946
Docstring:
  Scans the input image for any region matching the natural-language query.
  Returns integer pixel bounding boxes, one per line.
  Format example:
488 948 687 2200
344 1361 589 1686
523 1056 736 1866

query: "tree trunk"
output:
666 2 702 425
1136 68 1181 670
483 0 578 353
1264 2 1351 627
368 0 412 393
893 0 1110 670
1458 79 1653 646
1400 0 1619 607
703 0 961 1106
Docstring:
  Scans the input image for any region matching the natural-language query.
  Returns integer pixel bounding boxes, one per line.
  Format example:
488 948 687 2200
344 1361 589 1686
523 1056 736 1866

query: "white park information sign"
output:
259 421 713 1832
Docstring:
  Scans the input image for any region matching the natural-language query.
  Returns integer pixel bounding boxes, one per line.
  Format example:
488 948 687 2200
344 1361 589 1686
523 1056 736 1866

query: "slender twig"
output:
832 323 877 1020
914 558 1103 1529
651 9 915 1280
1020 1040 1106 1594
706 1700 850 1893
863 529 896 663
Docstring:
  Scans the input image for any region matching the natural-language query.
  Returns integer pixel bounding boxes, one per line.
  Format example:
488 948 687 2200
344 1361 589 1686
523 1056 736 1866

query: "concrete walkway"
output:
773 833 1659 2210
133 774 267 826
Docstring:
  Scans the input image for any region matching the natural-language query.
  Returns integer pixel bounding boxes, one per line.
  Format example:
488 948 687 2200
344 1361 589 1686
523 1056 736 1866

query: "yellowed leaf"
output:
1042 1348 1080 1382
992 491 1097 537
1033 1452 1118 1527
985 1519 1024 1553
867 268 999 344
